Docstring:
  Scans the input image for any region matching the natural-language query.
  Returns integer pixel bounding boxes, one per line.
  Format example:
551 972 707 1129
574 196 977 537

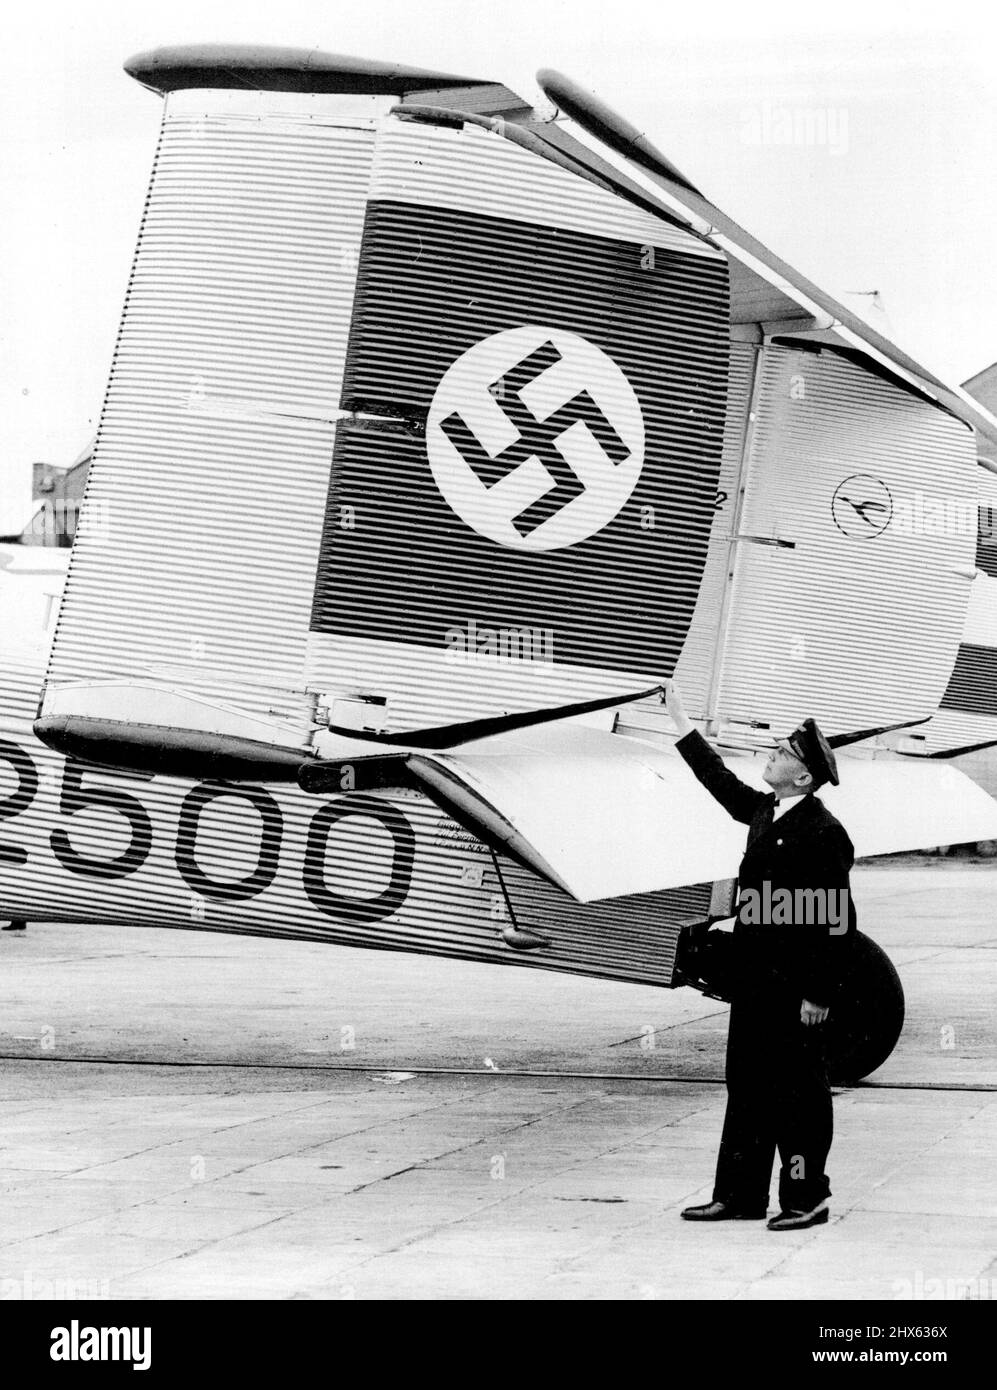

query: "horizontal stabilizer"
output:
125 45 486 95
405 727 997 901
34 680 312 781
36 715 310 783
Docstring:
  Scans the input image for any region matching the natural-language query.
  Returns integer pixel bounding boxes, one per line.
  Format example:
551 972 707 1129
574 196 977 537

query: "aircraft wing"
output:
404 725 997 901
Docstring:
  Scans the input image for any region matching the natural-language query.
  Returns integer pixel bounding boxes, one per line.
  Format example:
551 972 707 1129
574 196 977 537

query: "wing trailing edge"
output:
403 728 997 901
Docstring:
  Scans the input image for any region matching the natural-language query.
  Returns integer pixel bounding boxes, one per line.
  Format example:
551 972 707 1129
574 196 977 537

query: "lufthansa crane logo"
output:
426 326 645 551
831 474 893 538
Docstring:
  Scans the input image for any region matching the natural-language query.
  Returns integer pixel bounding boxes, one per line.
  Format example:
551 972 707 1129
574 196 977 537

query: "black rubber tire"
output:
824 931 905 1084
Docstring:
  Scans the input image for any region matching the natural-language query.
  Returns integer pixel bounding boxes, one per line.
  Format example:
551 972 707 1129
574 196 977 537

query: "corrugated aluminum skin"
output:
44 93 376 733
308 117 730 729
622 343 987 750
938 645 997 717
665 340 758 713
399 84 531 117
712 346 978 735
2 652 705 985
911 471 997 788
362 119 722 257
0 658 45 737
617 340 757 743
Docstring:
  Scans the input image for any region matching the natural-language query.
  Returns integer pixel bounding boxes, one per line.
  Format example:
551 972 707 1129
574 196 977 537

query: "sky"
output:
1 0 994 526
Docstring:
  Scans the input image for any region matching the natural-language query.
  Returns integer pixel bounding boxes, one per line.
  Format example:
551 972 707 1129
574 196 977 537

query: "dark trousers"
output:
712 995 833 1212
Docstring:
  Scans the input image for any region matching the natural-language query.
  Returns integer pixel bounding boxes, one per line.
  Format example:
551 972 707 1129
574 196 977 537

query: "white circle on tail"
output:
426 326 645 552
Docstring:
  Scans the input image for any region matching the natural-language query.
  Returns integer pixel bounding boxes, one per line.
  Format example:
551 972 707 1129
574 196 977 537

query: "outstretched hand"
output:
801 999 830 1026
664 680 694 738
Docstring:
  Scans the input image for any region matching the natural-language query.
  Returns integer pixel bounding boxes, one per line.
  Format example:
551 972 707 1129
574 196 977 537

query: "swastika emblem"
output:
426 326 645 552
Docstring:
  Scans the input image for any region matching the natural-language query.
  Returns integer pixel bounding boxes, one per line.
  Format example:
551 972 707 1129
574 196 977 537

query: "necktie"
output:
749 796 775 845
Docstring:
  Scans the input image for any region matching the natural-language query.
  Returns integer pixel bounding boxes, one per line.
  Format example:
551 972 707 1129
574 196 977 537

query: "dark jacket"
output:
677 729 856 1006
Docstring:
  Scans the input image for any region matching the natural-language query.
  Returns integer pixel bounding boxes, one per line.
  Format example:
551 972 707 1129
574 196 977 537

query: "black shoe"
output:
767 1203 829 1230
2 920 26 932
681 1200 768 1221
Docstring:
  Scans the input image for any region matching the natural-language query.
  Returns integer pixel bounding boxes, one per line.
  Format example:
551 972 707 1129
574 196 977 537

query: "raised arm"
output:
665 680 770 826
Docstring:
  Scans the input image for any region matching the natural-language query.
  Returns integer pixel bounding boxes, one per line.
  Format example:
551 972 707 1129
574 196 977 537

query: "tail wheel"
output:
825 931 905 1084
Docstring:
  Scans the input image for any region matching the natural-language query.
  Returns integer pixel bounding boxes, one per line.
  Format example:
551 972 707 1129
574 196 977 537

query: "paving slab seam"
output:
55 1078 501 1187
0 1176 203 1251
606 1006 730 1048
100 1093 614 1288
0 1078 542 1255
337 1090 610 1197
336 1100 723 1272
17 1084 430 1148
830 1097 997 1223
295 1092 681 1276
95 1080 493 1147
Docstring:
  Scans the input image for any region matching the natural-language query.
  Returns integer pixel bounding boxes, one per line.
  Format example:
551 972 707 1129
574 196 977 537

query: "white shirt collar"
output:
772 793 807 822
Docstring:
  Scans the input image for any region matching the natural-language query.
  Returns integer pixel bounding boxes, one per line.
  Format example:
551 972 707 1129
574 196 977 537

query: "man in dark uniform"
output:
665 680 856 1231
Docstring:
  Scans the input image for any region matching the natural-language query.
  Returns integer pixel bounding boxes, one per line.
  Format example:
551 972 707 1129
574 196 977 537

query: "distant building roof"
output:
0 501 48 545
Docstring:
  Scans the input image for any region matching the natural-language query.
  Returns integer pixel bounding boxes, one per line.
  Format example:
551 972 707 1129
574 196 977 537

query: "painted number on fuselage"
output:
303 798 415 924
0 743 414 924
0 738 38 866
51 760 155 880
176 784 283 902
